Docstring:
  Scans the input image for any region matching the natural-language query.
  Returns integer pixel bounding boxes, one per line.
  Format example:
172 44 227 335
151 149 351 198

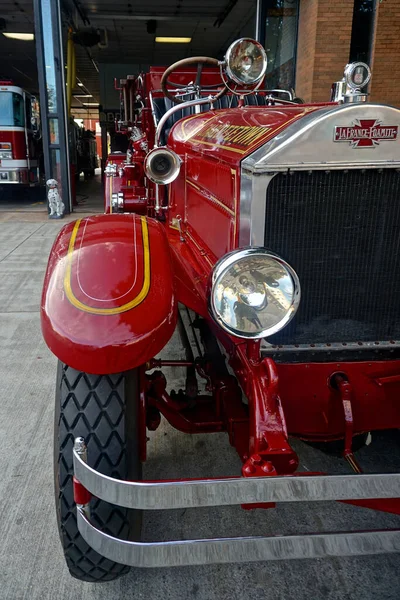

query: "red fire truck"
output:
42 39 400 581
0 80 42 188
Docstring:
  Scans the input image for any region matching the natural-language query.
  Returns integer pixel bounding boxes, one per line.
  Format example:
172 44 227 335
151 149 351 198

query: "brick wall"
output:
370 0 400 107
296 0 353 102
295 0 318 101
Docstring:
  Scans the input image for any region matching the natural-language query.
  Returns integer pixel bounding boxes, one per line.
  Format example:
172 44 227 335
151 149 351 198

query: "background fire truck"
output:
0 80 42 191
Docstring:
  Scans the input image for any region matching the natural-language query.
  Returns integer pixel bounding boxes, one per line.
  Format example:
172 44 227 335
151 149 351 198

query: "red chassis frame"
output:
142 336 400 515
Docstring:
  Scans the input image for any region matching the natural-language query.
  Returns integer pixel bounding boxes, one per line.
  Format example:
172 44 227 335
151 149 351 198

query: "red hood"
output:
169 104 331 166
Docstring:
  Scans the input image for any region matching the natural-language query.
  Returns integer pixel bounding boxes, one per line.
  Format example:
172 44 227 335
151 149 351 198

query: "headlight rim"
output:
224 37 268 86
209 247 301 340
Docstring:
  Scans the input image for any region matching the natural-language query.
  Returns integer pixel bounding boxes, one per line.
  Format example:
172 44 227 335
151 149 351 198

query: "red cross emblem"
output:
334 119 398 148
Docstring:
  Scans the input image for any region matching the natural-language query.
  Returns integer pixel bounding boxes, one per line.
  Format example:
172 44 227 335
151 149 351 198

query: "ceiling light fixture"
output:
3 32 34 41
74 94 93 98
82 102 99 106
155 36 191 43
77 82 84 87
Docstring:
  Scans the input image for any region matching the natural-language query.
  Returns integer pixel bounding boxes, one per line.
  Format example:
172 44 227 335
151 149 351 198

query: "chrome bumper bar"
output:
74 448 400 510
77 509 400 567
73 440 400 567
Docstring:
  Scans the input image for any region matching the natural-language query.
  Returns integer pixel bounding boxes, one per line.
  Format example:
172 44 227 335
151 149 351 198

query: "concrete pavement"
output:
0 209 399 600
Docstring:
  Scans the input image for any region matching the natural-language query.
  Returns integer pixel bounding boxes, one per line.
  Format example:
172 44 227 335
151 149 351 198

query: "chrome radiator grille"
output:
264 169 400 346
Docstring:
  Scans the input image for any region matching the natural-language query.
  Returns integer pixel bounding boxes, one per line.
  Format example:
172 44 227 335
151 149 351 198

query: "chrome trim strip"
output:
239 171 276 246
261 340 400 353
1 159 28 168
73 449 400 510
245 162 400 172
77 509 400 567
243 103 400 174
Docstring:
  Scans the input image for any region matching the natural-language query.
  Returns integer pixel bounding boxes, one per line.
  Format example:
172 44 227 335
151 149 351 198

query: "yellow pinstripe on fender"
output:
64 216 150 315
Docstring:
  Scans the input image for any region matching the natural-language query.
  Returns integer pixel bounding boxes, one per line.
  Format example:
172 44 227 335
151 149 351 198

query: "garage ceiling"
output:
0 0 256 114
0 2 38 91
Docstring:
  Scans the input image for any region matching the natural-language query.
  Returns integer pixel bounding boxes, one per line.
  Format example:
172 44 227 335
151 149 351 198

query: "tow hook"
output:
330 373 362 474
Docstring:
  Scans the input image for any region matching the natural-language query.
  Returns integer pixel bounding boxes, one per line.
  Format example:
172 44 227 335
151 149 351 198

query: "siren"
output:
144 147 181 185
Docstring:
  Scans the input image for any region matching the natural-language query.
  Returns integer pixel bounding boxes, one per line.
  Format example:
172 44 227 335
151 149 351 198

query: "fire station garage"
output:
0 1 400 599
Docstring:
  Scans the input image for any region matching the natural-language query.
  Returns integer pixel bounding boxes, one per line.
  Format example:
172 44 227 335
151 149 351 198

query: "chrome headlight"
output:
144 147 181 185
224 38 267 85
0 151 12 159
209 248 300 339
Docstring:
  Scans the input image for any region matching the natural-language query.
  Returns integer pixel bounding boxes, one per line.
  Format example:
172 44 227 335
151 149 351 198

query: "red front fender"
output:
41 214 177 374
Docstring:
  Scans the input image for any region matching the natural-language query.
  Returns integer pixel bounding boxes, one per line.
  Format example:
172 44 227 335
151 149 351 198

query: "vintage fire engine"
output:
41 39 400 581
0 80 42 188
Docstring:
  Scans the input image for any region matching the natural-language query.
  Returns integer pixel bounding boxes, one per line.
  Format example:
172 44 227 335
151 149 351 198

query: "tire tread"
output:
56 364 134 582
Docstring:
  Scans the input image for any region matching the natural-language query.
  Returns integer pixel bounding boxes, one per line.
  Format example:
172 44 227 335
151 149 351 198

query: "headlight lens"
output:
225 38 267 85
0 151 12 159
209 248 300 339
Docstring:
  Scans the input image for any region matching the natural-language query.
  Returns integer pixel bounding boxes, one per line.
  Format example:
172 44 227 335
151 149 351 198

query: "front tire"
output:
54 362 142 582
